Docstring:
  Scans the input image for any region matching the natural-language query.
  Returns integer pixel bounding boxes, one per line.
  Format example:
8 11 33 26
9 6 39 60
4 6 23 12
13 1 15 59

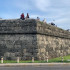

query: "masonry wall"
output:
0 19 37 33
0 19 38 60
36 21 70 60
37 34 70 60
0 19 70 60
0 34 38 60
36 21 70 39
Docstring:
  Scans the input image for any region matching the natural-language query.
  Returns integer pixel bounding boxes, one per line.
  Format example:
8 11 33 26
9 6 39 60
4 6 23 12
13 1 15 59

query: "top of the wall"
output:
36 21 70 39
0 19 70 39
0 19 37 34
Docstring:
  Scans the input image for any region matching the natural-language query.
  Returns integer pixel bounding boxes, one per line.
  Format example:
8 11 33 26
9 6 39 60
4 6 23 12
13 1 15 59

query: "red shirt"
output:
21 14 24 18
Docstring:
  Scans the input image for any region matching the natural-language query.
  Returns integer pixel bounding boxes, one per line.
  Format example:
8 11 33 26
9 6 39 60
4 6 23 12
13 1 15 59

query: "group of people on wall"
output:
20 13 29 20
20 13 47 24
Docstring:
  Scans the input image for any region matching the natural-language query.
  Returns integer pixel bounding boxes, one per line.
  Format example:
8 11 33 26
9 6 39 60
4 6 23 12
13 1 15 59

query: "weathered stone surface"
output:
0 19 37 34
0 19 70 60
37 35 70 59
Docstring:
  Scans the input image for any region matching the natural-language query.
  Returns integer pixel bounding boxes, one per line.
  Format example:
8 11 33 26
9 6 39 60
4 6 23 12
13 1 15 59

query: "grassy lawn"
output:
0 55 70 63
0 60 47 63
49 55 70 63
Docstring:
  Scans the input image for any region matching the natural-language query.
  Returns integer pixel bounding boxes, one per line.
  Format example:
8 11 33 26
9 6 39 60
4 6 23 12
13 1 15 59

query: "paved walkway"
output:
0 63 70 67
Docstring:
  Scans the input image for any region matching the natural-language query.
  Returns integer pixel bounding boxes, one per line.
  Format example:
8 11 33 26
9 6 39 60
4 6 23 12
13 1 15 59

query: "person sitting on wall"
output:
25 13 29 20
43 18 46 24
37 17 40 21
26 13 29 18
51 22 55 26
20 13 25 20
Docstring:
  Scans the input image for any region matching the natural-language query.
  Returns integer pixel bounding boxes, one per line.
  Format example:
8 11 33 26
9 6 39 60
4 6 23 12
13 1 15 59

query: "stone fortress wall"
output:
36 21 70 60
0 19 70 60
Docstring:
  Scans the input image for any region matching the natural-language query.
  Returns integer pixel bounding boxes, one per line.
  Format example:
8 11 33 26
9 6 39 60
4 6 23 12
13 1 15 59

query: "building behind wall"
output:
0 19 70 60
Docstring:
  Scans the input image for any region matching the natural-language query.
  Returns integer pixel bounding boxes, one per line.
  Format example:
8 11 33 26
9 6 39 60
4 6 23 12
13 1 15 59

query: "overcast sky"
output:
0 0 70 30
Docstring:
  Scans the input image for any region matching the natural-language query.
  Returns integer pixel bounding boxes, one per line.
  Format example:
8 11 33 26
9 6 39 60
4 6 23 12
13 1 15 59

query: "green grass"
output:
1 55 70 63
49 55 70 63
0 60 47 63
0 60 17 63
